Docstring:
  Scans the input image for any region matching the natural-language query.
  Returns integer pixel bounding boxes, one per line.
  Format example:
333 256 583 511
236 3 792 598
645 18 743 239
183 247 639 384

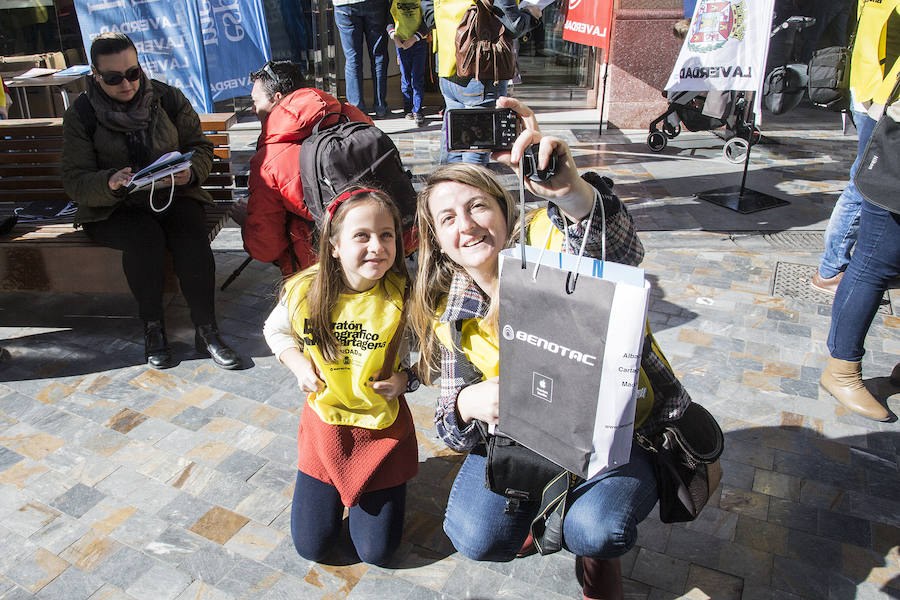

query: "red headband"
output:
326 188 381 220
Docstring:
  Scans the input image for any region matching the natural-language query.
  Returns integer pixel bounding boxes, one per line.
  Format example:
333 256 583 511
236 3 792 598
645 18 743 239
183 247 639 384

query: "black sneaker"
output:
404 112 415 120
414 113 425 126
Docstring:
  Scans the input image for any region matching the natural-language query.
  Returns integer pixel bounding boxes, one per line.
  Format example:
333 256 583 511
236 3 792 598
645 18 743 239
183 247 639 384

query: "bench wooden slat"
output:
0 138 66 151
0 152 62 164
0 165 62 177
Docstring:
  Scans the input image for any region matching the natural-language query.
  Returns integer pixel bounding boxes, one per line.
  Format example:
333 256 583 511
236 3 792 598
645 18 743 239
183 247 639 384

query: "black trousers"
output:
83 198 216 326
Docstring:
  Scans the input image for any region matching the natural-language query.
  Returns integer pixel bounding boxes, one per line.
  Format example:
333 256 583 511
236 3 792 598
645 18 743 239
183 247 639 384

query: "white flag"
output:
665 0 775 93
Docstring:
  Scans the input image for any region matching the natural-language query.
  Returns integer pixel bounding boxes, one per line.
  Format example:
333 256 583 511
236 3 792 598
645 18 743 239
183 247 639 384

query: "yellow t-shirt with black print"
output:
283 269 406 430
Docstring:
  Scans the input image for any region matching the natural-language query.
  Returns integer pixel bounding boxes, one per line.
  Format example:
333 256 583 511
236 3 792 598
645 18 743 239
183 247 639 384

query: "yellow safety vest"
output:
851 0 900 105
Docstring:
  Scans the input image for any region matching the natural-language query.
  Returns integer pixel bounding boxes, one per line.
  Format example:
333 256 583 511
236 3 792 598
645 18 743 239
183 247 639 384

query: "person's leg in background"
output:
397 44 414 117
361 0 389 117
83 206 173 368
822 200 900 421
409 39 427 122
347 483 407 566
334 3 366 113
439 77 508 164
563 442 659 600
813 109 877 294
290 470 345 562
163 198 242 370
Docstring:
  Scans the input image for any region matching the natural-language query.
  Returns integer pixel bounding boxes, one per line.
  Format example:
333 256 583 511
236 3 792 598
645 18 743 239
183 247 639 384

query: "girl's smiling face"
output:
331 200 398 292
427 180 508 279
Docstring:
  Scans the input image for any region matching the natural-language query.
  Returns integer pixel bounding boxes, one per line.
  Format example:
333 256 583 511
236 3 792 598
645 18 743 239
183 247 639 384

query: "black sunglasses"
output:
97 65 142 86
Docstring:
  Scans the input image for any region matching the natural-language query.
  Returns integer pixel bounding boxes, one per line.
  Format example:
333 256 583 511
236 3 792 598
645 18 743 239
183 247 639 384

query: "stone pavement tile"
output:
95 468 180 515
28 514 89 555
215 450 267 481
125 418 178 446
838 542 898 593
177 545 240 585
125 561 191 600
1 502 61 539
146 526 215 566
107 511 169 548
78 499 137 536
723 438 775 470
682 564 742 600
170 407 214 432
173 581 234 600
634 517 670 555
156 493 215 530
214 556 281 598
0 585 37 599
718 485 769 521
629 548 690 596
190 507 249 546
0 425 65 462
3 548 68 594
233 488 289 526
222 521 284 562
255 437 296 468
0 458 49 493
785 529 842 571
186 442 237 469
816 508 872 548
718 457 756 491
664 526 724 571
197 474 255 511
36 565 104 599
58 529 121 572
734 515 791 556
752 469 802 503
251 572 323 600
384 549 459 593
225 426 276 456
91 545 156 591
437 561 510 599
41 446 116 488
682 506 737 541
86 583 139 600
775 450 866 493
771 555 831 599
532 552 583 599
245 463 294 496
49 483 105 519
82 431 130 459
717 541 772 586
258 412 300 439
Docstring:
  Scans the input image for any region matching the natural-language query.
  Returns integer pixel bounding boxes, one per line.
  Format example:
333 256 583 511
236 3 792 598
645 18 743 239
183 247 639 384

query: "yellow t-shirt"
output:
851 0 900 105
391 0 423 41
439 208 654 428
434 0 474 78
283 269 406 429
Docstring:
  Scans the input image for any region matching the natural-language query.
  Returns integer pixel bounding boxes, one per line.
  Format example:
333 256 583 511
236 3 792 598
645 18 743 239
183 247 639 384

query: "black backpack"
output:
298 112 417 234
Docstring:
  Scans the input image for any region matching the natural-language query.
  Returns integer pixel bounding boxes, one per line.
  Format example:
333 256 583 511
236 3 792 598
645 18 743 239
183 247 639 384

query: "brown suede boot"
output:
820 357 890 421
576 556 623 600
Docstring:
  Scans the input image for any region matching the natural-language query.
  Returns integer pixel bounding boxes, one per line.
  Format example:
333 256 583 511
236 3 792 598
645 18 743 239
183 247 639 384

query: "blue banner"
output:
198 0 271 102
74 0 214 112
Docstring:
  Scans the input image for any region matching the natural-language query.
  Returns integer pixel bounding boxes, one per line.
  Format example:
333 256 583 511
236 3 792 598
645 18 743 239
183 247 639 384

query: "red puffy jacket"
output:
244 88 371 276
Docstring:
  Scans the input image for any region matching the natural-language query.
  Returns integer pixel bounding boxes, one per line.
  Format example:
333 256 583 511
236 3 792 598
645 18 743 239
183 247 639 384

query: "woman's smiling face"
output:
427 180 508 279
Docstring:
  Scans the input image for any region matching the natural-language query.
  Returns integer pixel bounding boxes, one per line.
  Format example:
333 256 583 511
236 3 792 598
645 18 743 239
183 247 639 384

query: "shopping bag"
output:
497 243 650 480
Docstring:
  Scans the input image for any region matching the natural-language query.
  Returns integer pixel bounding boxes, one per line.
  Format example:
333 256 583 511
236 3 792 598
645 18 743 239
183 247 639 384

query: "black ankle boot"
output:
195 324 242 370
144 320 175 369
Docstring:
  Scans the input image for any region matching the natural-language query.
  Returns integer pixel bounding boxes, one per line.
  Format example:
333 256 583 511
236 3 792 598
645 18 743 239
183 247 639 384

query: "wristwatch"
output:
404 368 420 393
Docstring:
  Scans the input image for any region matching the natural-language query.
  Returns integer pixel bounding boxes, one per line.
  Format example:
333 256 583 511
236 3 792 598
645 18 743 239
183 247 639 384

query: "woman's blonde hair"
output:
409 163 518 382
286 187 409 363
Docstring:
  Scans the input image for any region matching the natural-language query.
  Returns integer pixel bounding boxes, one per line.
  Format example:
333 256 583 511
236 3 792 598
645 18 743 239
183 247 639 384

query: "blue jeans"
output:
439 76 508 164
819 109 877 278
398 39 426 114
290 470 406 566
443 441 658 561
334 0 388 114
827 201 900 362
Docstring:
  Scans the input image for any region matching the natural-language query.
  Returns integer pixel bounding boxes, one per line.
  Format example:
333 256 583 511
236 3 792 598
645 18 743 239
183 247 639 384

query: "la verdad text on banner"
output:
665 0 775 93
561 0 614 50
74 0 271 112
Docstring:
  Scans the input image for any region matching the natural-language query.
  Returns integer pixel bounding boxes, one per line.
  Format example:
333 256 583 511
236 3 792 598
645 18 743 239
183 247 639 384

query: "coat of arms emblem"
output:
687 0 745 52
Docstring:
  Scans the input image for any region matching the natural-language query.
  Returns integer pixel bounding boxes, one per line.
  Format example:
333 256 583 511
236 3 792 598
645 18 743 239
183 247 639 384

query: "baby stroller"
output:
647 15 816 163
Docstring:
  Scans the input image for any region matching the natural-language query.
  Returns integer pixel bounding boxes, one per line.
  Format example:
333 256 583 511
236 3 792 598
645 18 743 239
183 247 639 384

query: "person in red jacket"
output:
245 61 372 276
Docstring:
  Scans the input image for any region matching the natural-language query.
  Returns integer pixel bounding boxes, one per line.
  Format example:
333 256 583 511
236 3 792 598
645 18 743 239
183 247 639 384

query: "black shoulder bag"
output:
854 73 900 214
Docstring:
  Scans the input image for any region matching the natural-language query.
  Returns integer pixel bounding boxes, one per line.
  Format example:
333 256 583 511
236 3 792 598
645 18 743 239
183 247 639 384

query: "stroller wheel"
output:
724 137 749 163
663 123 681 139
648 131 667 152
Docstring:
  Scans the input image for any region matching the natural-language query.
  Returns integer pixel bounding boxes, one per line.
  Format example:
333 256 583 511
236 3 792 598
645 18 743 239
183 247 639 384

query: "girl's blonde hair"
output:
287 187 409 363
409 163 518 382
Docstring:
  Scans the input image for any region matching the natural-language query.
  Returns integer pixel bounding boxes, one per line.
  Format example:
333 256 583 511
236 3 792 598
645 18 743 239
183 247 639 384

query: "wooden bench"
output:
0 113 238 293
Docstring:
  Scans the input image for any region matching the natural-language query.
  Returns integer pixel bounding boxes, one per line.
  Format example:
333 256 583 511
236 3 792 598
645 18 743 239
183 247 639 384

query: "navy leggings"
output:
290 470 406 567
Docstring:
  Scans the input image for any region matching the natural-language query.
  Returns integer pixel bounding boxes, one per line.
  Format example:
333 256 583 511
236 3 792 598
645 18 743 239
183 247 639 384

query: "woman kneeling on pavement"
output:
409 98 691 599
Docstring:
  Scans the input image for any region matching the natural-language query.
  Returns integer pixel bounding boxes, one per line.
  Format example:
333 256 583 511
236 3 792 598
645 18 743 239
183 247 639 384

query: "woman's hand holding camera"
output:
492 97 596 221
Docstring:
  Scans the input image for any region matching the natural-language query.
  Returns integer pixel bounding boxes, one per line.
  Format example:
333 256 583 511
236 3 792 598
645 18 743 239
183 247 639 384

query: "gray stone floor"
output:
0 105 897 599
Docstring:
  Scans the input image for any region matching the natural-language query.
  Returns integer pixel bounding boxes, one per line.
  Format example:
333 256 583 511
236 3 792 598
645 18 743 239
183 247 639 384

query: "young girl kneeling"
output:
263 187 419 566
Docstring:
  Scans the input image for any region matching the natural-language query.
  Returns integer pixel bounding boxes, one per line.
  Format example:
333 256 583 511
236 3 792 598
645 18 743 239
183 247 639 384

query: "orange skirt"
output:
297 396 418 507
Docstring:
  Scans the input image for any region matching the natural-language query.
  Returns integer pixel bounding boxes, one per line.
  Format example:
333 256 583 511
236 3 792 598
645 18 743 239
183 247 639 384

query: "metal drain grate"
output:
764 231 825 250
772 262 893 315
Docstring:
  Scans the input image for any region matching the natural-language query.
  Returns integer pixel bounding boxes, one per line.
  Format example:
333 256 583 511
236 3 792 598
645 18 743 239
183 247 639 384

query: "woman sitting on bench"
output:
61 32 241 370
